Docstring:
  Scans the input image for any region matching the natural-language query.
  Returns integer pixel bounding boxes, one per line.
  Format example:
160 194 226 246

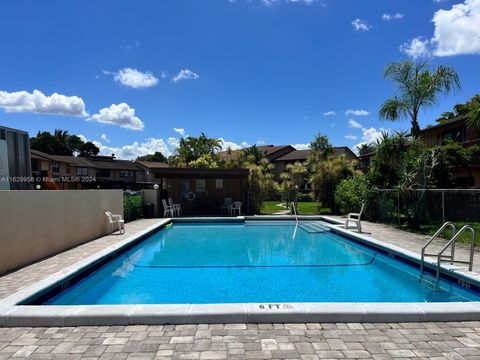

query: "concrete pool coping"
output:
1 216 480 326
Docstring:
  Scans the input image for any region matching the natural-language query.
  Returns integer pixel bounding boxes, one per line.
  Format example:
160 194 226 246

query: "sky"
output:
0 0 479 159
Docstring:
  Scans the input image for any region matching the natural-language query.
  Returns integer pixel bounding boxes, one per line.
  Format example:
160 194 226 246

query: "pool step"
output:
299 222 330 234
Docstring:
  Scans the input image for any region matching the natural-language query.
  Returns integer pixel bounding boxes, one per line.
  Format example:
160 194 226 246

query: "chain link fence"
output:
367 189 480 228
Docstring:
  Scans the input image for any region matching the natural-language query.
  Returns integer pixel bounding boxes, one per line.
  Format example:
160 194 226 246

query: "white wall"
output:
0 190 123 274
143 189 161 217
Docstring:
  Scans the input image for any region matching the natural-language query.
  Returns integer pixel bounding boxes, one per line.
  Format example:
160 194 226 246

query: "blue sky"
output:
0 0 479 158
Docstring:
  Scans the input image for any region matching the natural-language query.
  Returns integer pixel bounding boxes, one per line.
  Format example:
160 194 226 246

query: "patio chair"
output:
230 201 242 216
221 197 232 214
345 203 365 233
162 199 176 218
168 197 182 217
105 211 125 235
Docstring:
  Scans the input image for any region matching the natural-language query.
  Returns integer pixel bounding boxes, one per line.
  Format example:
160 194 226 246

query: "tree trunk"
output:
411 118 420 138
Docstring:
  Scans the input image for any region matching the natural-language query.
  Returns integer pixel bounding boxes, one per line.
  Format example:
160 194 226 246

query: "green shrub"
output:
335 175 368 215
124 193 143 222
297 193 313 202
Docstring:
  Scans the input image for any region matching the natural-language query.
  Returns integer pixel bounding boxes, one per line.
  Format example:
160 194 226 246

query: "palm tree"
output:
356 143 376 156
467 103 480 129
379 60 461 137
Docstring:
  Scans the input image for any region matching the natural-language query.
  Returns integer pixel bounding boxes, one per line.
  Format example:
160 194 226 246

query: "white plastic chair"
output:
168 197 182 217
221 198 232 214
105 211 125 234
230 201 242 216
345 203 365 233
162 199 176 218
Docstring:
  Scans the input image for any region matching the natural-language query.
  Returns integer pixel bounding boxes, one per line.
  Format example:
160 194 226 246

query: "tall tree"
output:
30 129 99 156
437 94 480 124
379 60 461 137
469 103 480 129
280 162 307 207
136 152 167 162
309 133 333 161
356 143 376 156
170 132 223 167
310 156 354 213
243 145 265 165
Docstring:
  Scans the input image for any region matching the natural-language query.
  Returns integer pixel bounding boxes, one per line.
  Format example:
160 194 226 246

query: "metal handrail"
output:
290 201 299 224
420 222 456 277
290 201 299 240
435 225 476 283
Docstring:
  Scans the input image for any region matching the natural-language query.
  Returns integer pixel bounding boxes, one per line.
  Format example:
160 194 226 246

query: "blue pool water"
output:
44 222 480 304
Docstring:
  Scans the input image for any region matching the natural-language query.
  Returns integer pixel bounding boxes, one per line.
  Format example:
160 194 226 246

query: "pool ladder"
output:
420 222 476 284
290 202 299 239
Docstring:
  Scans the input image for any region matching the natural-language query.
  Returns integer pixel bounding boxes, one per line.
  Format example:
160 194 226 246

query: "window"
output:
120 170 135 178
96 169 111 177
215 179 223 189
442 128 462 143
196 179 206 192
50 163 60 173
76 167 88 176
66 164 70 174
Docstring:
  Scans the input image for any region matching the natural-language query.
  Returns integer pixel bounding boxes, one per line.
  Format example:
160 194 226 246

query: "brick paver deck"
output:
328 215 480 274
2 218 480 359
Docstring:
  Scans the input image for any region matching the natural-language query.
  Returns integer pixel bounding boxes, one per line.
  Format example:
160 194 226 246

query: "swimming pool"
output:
43 221 480 305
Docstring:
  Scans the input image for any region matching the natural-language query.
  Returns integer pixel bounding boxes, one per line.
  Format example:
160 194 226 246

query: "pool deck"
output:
1 218 480 359
325 215 480 274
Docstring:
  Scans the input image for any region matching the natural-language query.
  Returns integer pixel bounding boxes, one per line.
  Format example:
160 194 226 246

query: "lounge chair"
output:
345 203 364 233
230 201 242 216
221 197 232 214
162 199 176 218
105 211 125 234
168 197 182 217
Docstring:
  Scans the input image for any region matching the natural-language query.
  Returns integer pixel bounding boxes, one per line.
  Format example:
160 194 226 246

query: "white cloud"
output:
95 137 172 160
106 68 159 89
399 0 480 58
100 133 110 143
351 19 371 31
432 0 480 56
292 143 310 150
400 37 432 59
348 119 363 128
382 13 404 21
354 127 388 151
172 69 200 83
173 128 186 136
89 103 144 131
323 110 336 116
256 140 266 145
87 130 251 160
167 137 180 148
0 89 88 117
345 134 358 141
220 139 250 151
345 109 370 116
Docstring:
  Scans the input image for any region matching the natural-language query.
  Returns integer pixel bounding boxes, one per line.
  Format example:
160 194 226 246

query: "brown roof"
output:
256 145 293 156
273 147 358 162
135 161 170 169
88 159 141 171
273 150 311 162
419 116 467 134
333 146 358 161
30 150 92 166
30 150 143 170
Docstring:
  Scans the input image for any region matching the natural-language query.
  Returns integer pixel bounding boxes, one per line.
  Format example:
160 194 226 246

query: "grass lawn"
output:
418 222 480 246
260 201 331 215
